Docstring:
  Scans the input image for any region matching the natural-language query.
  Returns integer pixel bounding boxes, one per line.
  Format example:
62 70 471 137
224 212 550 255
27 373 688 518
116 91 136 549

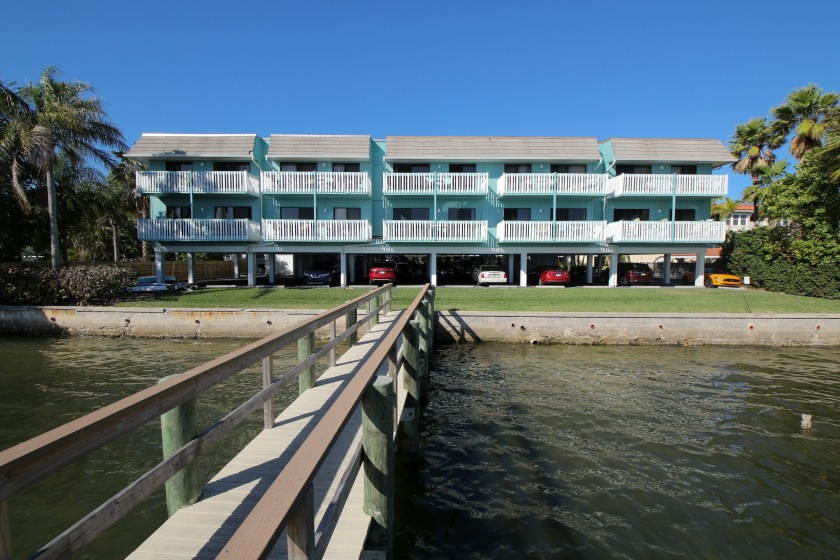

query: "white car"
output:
471 265 507 286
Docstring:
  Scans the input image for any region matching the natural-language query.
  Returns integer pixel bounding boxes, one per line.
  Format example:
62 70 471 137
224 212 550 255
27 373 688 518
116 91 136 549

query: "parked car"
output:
126 275 196 293
600 262 654 286
532 265 570 286
369 262 398 286
472 264 507 286
684 267 743 288
303 262 339 286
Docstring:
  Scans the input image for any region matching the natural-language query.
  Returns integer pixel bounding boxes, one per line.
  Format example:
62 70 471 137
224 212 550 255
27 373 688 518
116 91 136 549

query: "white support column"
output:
187 253 195 284
586 255 593 284
348 253 356 284
232 254 240 279
507 255 515 285
663 253 672 286
155 249 165 283
267 254 276 283
608 250 619 287
520 252 528 287
694 251 705 287
247 252 257 287
430 252 438 286
340 251 347 287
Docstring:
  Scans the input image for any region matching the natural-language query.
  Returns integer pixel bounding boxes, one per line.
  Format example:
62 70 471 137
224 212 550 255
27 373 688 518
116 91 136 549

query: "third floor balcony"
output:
496 220 606 243
606 174 728 197
383 173 489 196
497 173 606 196
261 172 371 195
136 171 260 196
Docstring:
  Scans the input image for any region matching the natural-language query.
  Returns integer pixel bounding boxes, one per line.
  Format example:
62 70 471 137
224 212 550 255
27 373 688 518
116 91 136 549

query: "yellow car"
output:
684 268 742 288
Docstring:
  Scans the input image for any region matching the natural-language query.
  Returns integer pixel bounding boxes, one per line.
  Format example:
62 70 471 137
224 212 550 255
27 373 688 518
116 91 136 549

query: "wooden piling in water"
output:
1 500 11 560
363 375 394 558
159 377 200 517
400 319 421 456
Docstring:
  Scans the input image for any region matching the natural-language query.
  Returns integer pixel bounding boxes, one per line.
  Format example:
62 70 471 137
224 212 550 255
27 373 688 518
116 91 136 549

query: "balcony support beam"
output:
520 253 528 287
586 255 594 284
247 252 257 287
155 249 165 283
187 253 194 284
694 252 705 287
430 252 438 286
663 253 672 285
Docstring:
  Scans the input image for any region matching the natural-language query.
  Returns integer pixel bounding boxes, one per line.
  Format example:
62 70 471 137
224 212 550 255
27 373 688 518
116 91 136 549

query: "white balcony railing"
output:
383 220 488 242
497 173 607 196
261 219 371 242
605 220 726 243
606 174 728 197
383 173 489 195
496 220 606 243
261 172 371 195
136 171 260 196
136 219 261 242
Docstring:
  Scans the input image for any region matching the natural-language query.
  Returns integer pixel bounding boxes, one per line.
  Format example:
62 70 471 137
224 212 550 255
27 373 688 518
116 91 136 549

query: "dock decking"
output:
128 311 405 560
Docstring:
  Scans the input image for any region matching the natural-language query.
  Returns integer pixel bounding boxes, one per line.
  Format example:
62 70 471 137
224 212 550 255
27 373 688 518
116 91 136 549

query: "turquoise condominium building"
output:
125 134 735 287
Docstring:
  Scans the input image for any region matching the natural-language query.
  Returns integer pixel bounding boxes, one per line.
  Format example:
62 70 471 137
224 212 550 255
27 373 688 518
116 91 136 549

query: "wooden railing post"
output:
400 319 420 456
385 287 392 313
262 355 275 429
298 332 315 394
329 320 337 367
371 294 380 328
159 377 200 517
346 307 358 348
287 483 315 559
1 500 11 560
363 375 394 558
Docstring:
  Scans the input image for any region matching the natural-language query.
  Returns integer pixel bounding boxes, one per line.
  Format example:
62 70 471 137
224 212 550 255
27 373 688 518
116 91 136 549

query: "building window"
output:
213 161 249 172
165 161 193 172
616 165 651 175
280 207 314 220
613 209 650 221
669 209 696 221
333 163 360 173
671 165 697 175
449 164 476 173
503 208 531 221
334 207 361 220
448 208 475 220
553 208 587 221
731 214 749 226
504 164 531 174
280 162 317 172
215 206 252 219
393 163 431 173
166 206 191 219
393 208 429 220
550 164 587 173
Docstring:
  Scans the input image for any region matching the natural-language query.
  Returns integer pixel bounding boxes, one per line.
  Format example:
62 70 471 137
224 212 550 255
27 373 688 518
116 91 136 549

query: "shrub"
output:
0 265 136 306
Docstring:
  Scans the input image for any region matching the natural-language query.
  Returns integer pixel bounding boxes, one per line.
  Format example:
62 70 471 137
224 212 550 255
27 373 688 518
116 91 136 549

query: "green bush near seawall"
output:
0 265 136 306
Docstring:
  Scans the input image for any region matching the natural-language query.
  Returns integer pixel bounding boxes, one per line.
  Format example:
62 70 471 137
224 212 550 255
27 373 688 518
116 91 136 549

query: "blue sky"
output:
2 0 839 199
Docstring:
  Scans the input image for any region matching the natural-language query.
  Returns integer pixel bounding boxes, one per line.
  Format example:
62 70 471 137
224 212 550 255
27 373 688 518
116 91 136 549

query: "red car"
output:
600 262 654 286
536 266 570 286
369 262 398 286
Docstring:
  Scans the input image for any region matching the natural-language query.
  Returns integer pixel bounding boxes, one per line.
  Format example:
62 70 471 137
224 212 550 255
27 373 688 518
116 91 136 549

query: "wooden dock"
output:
127 311 406 560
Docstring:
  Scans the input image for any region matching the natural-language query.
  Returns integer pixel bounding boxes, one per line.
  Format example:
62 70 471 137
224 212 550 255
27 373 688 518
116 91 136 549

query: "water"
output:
396 344 840 559
0 335 304 560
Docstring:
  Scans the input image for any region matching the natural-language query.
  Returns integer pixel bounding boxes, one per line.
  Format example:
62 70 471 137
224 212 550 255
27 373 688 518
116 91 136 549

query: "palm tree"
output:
742 159 788 222
711 197 739 222
0 76 34 213
771 84 840 159
6 67 126 270
729 117 784 184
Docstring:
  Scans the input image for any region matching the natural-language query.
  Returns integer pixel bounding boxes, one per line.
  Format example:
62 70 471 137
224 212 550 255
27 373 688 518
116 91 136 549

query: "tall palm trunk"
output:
111 221 118 262
46 164 61 271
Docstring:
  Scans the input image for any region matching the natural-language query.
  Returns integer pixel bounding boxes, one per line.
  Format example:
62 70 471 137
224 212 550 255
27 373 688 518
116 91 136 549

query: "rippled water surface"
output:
396 344 840 559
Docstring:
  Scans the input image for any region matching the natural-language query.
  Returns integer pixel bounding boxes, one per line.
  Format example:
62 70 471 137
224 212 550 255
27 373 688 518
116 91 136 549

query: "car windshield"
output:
372 263 395 269
480 265 502 271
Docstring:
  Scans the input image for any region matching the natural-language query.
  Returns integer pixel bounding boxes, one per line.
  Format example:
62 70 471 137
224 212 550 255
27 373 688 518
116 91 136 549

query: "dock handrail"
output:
0 284 397 560
218 283 433 559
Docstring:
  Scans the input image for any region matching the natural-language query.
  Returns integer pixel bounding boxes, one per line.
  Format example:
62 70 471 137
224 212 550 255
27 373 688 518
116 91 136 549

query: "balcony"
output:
383 220 488 242
383 173 489 196
605 220 726 243
262 219 371 242
606 174 728 197
137 219 261 242
497 221 606 243
135 171 260 196
261 172 371 195
497 173 606 196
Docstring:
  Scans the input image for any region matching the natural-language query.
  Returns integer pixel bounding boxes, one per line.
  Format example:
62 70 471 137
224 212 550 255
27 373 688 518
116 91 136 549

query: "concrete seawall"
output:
0 306 838 346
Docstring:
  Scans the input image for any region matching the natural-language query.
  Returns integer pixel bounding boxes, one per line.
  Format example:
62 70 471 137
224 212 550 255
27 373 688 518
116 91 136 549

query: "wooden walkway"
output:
127 311 406 560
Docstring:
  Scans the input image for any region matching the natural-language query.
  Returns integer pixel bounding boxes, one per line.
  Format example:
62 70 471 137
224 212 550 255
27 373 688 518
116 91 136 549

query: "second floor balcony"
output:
261 172 371 195
497 221 606 243
136 171 260 196
497 173 606 196
383 220 488 242
606 174 728 197
605 220 726 244
261 219 371 242
136 219 261 242
383 173 489 196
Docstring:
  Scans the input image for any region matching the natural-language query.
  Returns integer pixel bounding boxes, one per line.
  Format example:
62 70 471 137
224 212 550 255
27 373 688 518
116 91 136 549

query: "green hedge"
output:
0 265 136 306
721 229 839 299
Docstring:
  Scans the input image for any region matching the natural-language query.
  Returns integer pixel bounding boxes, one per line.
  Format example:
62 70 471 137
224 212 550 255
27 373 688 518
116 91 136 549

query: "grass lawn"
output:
115 286 840 314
